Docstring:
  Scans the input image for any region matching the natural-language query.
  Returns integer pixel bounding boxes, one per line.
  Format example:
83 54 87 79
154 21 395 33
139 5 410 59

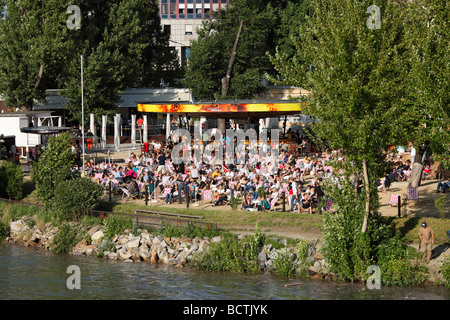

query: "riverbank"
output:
3 212 449 288
3 214 325 278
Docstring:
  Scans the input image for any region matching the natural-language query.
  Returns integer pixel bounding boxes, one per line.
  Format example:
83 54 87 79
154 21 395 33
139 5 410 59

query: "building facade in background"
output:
159 0 230 66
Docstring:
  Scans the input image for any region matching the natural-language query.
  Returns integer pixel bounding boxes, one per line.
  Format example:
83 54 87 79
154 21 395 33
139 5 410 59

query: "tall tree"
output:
61 0 181 122
0 0 181 121
183 0 279 100
406 0 449 171
0 0 71 110
269 0 417 232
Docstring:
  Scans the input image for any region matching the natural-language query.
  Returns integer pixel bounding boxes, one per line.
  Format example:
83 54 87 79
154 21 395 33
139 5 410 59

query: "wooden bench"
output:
134 209 205 220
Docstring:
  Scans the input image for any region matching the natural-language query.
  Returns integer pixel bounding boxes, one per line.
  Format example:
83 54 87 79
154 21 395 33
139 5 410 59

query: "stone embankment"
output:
5 216 328 276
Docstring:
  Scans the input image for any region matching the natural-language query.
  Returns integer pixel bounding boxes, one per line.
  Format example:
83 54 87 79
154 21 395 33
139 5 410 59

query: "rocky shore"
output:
4 216 327 277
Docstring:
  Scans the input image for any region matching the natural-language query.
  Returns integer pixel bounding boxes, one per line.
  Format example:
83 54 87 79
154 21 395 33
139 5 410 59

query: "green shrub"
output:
31 132 75 204
435 195 447 219
274 248 296 278
321 175 406 282
0 203 28 224
102 215 133 239
0 220 9 242
51 177 103 222
161 221 219 239
191 232 260 274
96 238 116 258
440 255 450 289
52 223 82 254
0 162 24 200
296 239 313 277
380 258 427 287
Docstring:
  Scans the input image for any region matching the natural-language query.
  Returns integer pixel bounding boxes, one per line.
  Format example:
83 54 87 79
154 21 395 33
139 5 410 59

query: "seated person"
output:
301 193 313 214
422 165 431 180
212 185 228 206
436 177 450 193
127 181 141 199
165 184 176 204
388 168 399 182
114 166 125 184
242 193 253 210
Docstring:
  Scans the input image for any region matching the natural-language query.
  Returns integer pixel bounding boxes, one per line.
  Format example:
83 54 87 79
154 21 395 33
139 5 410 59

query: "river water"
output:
0 244 448 300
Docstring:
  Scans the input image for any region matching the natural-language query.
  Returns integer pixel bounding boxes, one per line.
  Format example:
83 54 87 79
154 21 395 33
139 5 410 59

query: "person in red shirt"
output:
142 140 150 156
136 117 144 127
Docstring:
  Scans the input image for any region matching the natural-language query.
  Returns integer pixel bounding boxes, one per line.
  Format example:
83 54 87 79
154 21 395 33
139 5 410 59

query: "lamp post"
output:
81 55 85 175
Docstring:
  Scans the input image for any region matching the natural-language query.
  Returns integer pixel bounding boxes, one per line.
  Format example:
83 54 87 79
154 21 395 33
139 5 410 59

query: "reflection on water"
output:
0 244 448 300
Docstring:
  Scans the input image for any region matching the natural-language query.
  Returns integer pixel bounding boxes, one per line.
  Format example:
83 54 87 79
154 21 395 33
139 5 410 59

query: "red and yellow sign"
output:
137 102 305 115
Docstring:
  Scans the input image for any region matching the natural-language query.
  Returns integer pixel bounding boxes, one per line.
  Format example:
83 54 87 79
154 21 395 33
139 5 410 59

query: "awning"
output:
137 101 305 119
20 126 72 135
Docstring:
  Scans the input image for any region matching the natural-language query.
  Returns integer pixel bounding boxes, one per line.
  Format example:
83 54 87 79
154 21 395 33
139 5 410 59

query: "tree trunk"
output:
221 19 244 98
361 159 371 233
35 64 44 89
408 144 427 188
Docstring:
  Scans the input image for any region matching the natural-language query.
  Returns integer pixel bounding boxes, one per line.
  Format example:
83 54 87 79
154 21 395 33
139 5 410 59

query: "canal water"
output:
0 244 448 300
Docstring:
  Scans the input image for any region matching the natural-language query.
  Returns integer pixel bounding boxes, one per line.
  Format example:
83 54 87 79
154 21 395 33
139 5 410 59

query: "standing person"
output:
157 152 166 174
75 140 81 166
174 172 186 204
86 129 94 150
419 222 434 263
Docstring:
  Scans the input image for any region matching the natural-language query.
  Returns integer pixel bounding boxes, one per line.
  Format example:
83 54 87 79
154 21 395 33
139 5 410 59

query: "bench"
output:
134 209 205 220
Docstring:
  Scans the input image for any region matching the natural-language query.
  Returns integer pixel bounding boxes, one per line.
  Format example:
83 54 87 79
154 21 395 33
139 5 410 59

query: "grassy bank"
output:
98 200 324 237
98 200 450 245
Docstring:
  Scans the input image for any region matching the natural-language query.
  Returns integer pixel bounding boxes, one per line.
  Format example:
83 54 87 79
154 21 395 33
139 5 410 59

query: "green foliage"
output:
96 238 116 258
380 258 427 287
0 203 28 224
274 248 296 278
296 239 312 277
405 0 449 166
161 222 219 239
321 175 406 282
192 229 262 274
435 196 447 220
440 255 450 289
0 0 180 114
52 223 82 254
0 220 9 242
229 193 241 211
51 177 103 222
183 0 281 100
31 132 75 204
102 215 133 240
269 0 448 168
0 162 24 200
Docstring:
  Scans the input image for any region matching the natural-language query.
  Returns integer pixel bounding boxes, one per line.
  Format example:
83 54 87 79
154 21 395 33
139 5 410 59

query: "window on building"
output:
170 4 177 15
163 24 171 35
185 24 193 35
161 4 168 15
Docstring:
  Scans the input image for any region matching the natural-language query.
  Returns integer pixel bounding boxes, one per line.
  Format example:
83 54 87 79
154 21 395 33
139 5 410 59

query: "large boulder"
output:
91 230 104 244
9 220 25 234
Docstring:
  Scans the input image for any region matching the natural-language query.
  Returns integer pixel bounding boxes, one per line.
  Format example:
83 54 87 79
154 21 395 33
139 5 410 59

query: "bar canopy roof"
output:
137 100 305 119
20 126 72 135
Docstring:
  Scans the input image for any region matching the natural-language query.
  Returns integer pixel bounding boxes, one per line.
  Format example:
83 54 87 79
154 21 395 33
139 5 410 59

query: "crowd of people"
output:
76 137 339 213
74 135 437 214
